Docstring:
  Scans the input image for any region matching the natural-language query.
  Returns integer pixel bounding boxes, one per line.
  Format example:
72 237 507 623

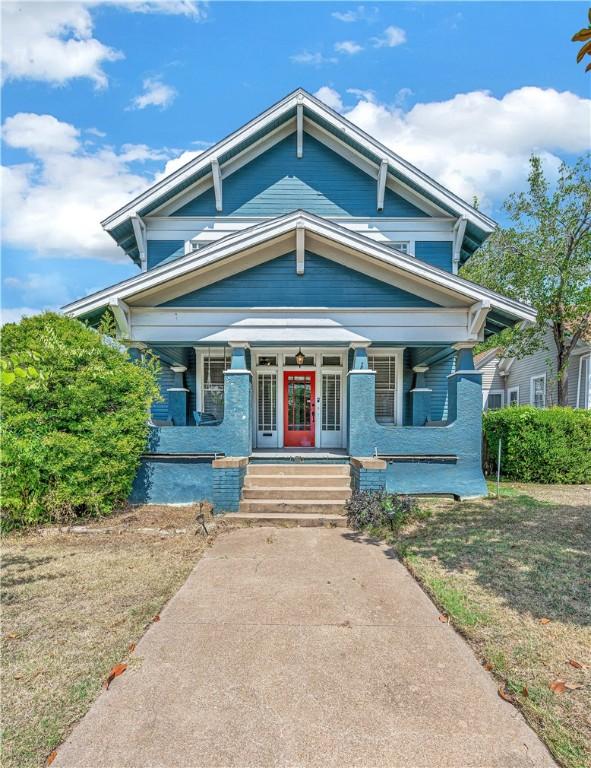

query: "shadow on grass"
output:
1 552 60 595
344 494 591 627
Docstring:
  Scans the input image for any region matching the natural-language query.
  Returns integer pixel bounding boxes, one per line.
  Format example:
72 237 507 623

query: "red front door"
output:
283 371 315 447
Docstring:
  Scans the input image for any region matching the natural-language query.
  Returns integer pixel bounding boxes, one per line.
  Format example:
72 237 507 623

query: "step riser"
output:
244 476 351 489
242 488 351 501
226 516 348 528
239 501 346 515
247 464 350 477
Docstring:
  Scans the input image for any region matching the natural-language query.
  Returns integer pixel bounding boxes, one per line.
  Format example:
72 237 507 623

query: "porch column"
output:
410 365 432 426
223 342 253 456
347 344 375 456
447 343 481 423
167 365 189 426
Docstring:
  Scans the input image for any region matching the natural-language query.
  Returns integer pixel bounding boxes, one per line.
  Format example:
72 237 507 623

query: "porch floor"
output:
250 448 349 459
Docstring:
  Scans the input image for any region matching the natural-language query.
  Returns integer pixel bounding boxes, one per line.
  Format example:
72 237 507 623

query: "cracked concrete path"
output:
56 527 555 768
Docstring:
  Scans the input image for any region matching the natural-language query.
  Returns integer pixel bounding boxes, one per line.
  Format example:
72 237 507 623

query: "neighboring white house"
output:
476 326 591 410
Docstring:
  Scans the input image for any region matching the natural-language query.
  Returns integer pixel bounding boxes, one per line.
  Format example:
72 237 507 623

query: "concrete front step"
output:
247 463 350 476
242 486 351 501
239 499 347 515
224 512 348 528
244 474 351 489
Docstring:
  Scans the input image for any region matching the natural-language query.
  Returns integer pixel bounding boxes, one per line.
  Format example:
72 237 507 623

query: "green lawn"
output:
394 483 590 768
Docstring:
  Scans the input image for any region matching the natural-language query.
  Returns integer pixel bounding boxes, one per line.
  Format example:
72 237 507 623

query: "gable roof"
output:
64 210 534 331
104 88 496 266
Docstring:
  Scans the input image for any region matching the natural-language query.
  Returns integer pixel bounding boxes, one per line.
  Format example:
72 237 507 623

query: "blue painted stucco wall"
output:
173 134 429 219
159 251 439 308
348 366 487 498
130 459 212 504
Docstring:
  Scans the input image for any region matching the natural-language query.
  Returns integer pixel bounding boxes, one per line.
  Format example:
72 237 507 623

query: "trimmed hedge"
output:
483 406 591 484
1 313 160 531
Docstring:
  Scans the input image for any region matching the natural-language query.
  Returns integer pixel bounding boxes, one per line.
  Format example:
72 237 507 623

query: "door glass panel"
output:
322 374 341 431
287 376 311 430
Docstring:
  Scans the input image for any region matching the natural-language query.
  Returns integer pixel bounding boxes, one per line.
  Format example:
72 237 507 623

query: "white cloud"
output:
0 307 44 326
335 40 363 55
129 77 178 110
314 86 344 112
0 2 123 88
121 0 207 18
371 25 406 48
4 272 72 306
1 112 186 262
314 86 591 211
290 50 338 66
154 150 202 180
332 6 377 23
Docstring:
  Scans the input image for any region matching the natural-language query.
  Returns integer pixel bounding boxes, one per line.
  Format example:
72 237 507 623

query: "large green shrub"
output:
483 406 591 484
1 313 160 530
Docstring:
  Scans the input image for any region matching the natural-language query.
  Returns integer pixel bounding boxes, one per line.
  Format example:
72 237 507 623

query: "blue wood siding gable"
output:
172 134 429 219
415 241 453 272
147 240 184 269
159 251 439 308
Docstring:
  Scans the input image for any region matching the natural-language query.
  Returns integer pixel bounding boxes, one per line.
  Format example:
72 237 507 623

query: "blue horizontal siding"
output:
147 240 184 269
159 251 439 308
173 134 429 219
151 365 174 421
415 241 453 272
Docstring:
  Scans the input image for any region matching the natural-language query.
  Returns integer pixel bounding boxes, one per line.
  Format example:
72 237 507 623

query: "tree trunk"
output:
556 345 569 407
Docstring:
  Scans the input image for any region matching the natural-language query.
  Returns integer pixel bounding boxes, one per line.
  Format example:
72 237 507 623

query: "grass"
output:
393 483 591 768
1 505 215 768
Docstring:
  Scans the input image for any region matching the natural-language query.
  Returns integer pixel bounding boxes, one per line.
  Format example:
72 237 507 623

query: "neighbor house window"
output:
530 375 546 408
577 354 590 409
507 387 519 406
368 354 398 425
486 390 504 410
385 241 410 254
201 350 228 421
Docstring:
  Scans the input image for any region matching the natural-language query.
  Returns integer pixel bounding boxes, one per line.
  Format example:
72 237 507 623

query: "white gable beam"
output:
211 158 222 212
296 102 304 158
296 223 305 275
452 216 467 274
109 298 131 338
468 299 491 339
131 215 147 271
377 160 388 212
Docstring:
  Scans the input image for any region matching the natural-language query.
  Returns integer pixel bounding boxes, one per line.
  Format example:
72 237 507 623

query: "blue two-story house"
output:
63 89 536 514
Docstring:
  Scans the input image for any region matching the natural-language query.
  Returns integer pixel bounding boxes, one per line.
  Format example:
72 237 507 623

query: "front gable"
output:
158 250 439 308
171 134 429 219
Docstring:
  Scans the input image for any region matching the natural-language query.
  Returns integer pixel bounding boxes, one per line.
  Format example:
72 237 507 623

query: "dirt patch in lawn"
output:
395 486 591 768
1 505 216 768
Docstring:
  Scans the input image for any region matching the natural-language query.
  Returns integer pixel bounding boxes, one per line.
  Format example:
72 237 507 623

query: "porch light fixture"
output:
295 348 305 367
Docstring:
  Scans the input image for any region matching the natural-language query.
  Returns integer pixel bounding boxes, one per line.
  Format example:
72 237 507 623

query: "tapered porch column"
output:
223 342 253 456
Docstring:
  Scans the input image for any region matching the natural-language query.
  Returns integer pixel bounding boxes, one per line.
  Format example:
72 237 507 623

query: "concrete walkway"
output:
56 528 555 768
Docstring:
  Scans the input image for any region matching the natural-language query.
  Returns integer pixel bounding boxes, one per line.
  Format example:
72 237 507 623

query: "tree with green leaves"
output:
461 154 591 406
1 312 160 530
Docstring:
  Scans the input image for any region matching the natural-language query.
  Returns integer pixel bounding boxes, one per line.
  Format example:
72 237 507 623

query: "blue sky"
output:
1 1 590 322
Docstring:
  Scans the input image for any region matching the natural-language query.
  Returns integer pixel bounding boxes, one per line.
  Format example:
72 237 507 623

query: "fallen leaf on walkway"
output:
564 682 583 690
568 659 588 670
539 617 551 625
483 661 493 671
128 642 136 653
104 663 127 689
152 615 160 623
438 614 449 623
549 680 567 693
498 685 514 703
47 750 57 765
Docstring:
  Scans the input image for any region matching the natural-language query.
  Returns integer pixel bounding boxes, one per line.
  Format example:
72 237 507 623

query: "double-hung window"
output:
368 353 399 425
486 390 504 410
507 387 519 406
201 350 228 421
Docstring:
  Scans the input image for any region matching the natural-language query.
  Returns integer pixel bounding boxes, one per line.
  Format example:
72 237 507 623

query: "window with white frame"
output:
577 354 590 409
368 353 399 424
530 374 546 408
201 349 229 420
385 241 410 254
507 387 519 407
486 390 504 410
